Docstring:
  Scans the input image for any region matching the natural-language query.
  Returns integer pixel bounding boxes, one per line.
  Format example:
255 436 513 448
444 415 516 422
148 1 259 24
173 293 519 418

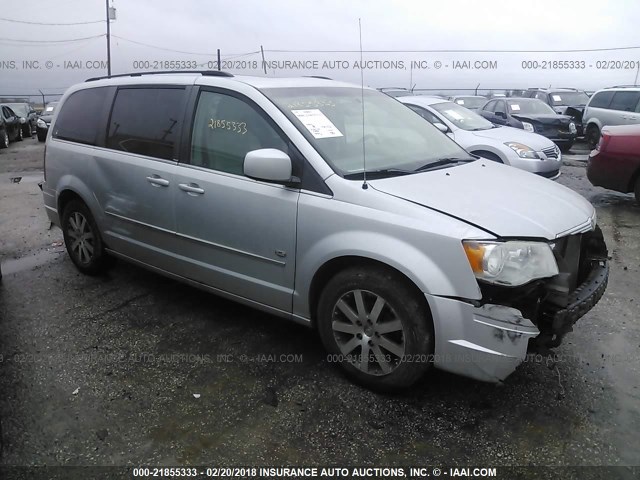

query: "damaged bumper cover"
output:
426 238 609 383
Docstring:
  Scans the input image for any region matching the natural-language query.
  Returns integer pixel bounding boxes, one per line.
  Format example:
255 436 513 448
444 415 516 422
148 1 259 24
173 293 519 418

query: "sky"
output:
1 0 639 103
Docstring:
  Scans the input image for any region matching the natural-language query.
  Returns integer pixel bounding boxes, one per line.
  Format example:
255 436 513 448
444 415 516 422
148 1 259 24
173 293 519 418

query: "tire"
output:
23 123 33 138
37 130 46 142
587 125 600 149
61 199 113 275
317 266 434 391
0 130 8 148
559 142 573 153
16 126 23 141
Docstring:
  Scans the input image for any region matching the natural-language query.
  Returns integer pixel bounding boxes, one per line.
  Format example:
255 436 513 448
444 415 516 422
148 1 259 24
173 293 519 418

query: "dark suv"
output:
526 88 590 136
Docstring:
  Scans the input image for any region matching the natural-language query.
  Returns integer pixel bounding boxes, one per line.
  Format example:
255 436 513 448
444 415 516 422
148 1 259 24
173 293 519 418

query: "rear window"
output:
609 91 640 112
52 88 109 145
106 87 184 160
588 91 615 109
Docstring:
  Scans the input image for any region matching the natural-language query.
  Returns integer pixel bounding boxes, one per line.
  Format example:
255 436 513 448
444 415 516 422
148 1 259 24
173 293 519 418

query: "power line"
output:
0 34 105 44
112 35 259 57
263 46 640 53
0 16 104 25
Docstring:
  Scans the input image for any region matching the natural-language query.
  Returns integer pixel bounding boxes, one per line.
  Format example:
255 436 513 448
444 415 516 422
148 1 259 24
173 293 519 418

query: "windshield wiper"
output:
414 157 476 172
344 168 414 179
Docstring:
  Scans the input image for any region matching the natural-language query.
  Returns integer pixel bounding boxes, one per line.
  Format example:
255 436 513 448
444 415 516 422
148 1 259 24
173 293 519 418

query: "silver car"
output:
583 86 640 148
399 96 562 179
41 72 608 390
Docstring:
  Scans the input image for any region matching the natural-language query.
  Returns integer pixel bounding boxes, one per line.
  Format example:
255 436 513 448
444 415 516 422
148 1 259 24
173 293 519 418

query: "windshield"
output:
263 87 469 176
452 97 486 109
6 104 28 116
549 91 590 106
507 99 556 115
432 102 494 131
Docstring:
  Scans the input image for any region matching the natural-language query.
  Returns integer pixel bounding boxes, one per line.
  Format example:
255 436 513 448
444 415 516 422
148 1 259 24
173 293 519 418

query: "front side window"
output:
262 87 468 177
407 105 441 125
106 87 184 160
52 88 109 145
190 90 288 175
431 102 494 131
609 91 640 112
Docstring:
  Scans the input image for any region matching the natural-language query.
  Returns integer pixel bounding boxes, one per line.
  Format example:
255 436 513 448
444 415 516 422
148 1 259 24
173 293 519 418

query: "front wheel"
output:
61 199 113 275
317 267 434 391
587 125 600 149
0 130 8 148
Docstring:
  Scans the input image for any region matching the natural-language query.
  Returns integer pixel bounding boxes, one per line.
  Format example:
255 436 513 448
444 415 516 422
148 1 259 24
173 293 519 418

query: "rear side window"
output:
588 91 614 109
609 91 640 112
106 87 184 160
52 87 109 145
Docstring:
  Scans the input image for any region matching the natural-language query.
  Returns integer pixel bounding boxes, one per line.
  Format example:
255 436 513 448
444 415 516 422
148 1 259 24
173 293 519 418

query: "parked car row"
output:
0 101 60 150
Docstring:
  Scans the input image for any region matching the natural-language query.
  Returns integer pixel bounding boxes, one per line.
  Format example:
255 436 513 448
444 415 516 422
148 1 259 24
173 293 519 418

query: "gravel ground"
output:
0 139 639 476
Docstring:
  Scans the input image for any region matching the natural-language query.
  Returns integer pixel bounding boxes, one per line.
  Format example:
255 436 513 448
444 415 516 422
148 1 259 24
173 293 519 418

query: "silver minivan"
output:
583 86 640 147
42 72 609 390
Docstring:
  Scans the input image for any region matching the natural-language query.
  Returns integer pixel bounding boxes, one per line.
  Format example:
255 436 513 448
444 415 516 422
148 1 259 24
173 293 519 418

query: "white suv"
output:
41 71 608 390
583 86 640 147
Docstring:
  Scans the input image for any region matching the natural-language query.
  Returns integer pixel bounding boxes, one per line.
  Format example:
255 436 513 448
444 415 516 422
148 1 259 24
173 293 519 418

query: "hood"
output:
512 113 572 126
470 125 554 150
369 161 594 240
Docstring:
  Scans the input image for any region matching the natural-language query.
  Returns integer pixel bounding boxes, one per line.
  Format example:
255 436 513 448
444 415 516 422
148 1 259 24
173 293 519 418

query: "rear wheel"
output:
61 199 113 275
317 266 433 391
587 125 600 149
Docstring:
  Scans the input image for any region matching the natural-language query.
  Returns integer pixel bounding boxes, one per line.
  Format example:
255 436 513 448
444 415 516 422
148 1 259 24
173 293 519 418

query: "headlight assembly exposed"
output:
462 240 559 286
504 142 540 159
569 122 577 134
37 118 46 128
521 122 535 132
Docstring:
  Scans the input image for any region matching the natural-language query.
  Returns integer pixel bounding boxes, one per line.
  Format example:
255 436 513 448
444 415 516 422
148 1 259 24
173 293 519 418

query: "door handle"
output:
178 183 205 195
146 175 170 187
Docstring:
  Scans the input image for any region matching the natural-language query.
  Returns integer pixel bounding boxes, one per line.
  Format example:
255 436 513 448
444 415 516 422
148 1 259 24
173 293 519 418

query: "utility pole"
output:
105 0 111 76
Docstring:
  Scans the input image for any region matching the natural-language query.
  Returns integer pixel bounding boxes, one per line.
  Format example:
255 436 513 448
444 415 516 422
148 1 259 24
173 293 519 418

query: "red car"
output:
587 124 640 203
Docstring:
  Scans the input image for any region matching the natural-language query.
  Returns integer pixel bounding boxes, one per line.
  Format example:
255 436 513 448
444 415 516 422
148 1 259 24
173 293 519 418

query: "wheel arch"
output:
307 255 431 329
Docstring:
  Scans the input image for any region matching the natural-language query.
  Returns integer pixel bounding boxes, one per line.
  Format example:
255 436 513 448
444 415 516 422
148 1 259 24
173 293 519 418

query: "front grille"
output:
542 145 560 159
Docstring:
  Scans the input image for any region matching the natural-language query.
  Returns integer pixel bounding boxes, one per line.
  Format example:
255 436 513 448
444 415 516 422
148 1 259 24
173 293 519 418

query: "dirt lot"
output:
1 138 639 476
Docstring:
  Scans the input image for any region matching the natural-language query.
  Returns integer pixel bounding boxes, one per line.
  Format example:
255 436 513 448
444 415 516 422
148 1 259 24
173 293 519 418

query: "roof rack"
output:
608 84 639 88
303 75 332 80
86 70 234 82
378 87 409 91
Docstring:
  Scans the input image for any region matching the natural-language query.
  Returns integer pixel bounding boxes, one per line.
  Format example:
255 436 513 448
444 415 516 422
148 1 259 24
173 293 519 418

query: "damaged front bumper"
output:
427 227 609 383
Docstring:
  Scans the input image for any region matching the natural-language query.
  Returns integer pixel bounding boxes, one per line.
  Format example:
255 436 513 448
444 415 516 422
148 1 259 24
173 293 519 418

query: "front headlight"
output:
37 118 46 128
504 142 540 159
521 121 535 132
569 122 577 134
462 240 559 286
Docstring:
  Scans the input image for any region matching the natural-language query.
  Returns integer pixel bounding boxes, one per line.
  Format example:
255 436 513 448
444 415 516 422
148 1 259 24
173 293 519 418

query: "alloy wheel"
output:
331 289 406 376
67 211 95 265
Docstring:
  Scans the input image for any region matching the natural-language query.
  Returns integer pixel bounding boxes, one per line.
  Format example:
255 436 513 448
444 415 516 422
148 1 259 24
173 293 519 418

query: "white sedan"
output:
399 96 562 179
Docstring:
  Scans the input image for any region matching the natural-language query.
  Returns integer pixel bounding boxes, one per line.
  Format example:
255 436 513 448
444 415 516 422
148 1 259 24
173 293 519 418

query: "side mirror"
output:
434 123 448 133
244 148 300 186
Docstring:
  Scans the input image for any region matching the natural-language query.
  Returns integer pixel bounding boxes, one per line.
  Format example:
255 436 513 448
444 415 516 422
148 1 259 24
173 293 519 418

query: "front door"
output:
173 88 299 312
